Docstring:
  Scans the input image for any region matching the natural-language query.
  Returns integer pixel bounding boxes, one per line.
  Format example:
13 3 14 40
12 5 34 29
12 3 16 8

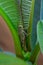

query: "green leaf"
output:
0 52 32 65
30 0 41 50
37 21 43 53
27 0 41 51
22 50 31 60
0 0 23 57
21 0 32 30
0 0 20 30
27 0 35 51
29 43 40 63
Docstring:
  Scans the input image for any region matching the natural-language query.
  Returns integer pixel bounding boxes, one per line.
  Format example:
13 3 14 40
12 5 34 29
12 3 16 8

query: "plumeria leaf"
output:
37 21 43 53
